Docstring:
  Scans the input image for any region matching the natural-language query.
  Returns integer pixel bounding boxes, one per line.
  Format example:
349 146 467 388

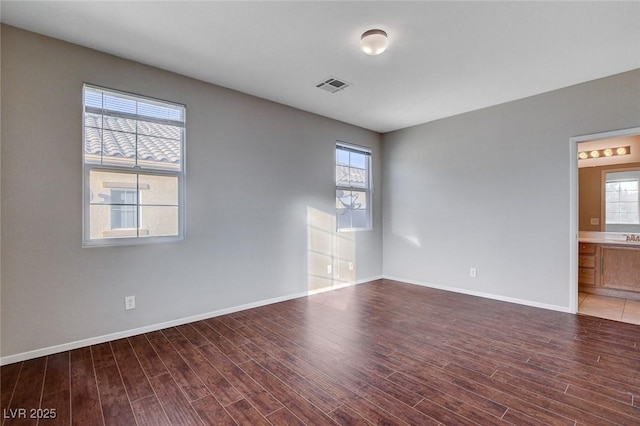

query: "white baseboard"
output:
383 275 573 314
0 276 382 366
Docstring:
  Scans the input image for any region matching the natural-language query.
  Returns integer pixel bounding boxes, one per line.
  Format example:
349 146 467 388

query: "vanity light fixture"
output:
578 145 631 160
361 29 388 55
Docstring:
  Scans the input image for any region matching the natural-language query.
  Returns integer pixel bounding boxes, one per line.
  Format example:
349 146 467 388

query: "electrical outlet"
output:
327 264 332 274
469 268 477 278
590 218 600 225
125 296 136 310
348 262 354 271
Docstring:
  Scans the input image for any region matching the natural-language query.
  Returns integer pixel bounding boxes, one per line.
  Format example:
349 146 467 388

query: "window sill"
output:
101 228 149 238
337 227 373 233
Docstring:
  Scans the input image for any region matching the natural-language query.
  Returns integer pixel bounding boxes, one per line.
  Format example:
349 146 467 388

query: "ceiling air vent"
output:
315 77 351 94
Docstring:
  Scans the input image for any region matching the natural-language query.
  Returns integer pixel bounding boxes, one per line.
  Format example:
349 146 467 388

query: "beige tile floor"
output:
578 292 640 324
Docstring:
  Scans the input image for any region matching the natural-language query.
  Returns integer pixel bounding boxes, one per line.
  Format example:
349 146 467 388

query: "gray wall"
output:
1 26 382 359
382 69 640 309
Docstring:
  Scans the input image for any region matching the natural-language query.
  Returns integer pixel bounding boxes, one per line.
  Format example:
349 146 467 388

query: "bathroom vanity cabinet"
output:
579 241 640 300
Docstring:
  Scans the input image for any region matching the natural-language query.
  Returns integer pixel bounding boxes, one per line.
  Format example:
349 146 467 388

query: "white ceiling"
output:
2 1 639 133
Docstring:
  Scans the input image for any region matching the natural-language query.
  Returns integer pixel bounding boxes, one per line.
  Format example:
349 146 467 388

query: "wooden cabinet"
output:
601 246 640 292
579 241 640 300
578 243 597 286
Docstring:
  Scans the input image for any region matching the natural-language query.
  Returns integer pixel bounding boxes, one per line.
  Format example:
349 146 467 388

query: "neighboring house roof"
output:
336 165 367 186
84 115 181 165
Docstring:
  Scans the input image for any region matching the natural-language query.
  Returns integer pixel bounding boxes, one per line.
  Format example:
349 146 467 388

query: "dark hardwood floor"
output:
2 279 640 425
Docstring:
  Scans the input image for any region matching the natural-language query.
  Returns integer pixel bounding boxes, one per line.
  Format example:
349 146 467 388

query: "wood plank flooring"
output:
2 279 640 425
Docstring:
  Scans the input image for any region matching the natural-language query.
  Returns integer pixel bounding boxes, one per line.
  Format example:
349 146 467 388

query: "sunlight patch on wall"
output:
307 207 356 292
402 235 421 248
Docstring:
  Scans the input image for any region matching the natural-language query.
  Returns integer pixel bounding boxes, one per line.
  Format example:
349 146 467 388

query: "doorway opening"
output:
571 127 640 324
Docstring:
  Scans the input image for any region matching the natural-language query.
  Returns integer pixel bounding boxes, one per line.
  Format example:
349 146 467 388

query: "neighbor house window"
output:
605 177 639 225
336 142 372 231
83 85 185 246
110 189 137 229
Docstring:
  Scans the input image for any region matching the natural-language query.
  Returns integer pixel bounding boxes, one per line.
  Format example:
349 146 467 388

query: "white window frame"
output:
335 142 373 232
82 84 186 247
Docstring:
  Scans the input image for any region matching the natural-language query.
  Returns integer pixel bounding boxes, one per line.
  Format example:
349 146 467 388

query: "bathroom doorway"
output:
572 127 640 324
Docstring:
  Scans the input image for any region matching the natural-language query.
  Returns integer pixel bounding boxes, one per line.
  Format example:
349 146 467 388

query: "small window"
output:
83 85 185 246
605 175 639 225
110 189 137 229
336 142 372 231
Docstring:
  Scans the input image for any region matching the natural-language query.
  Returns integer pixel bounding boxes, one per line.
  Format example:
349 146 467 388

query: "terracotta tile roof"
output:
84 114 181 165
336 165 367 185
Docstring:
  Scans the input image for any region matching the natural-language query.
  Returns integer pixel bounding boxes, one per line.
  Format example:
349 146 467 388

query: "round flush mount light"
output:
361 29 388 55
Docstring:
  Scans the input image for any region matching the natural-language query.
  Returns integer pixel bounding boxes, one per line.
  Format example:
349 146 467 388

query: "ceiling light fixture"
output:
361 29 388 56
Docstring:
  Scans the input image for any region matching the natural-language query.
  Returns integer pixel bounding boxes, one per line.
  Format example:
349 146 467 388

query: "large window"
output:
83 85 185 246
336 142 372 231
